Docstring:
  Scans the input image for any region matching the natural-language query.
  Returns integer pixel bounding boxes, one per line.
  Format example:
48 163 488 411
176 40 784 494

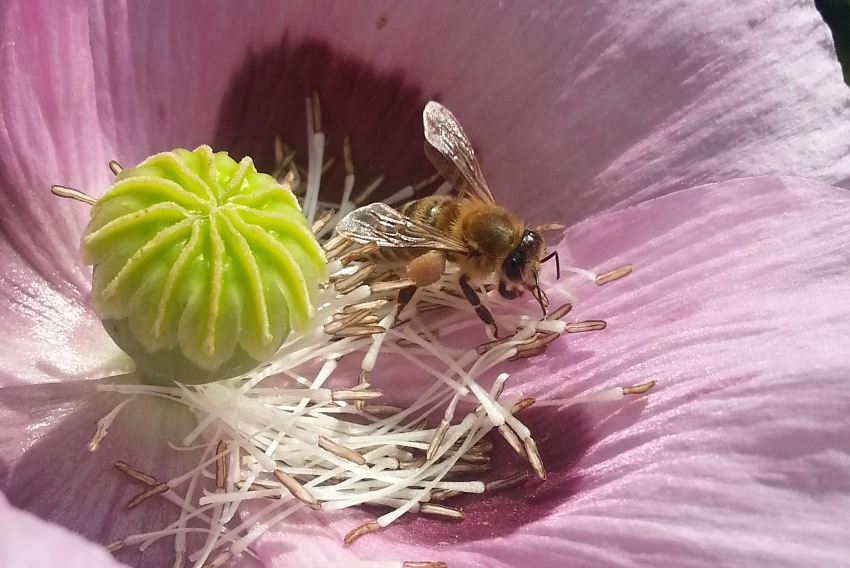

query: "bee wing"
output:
423 101 497 205
336 202 470 254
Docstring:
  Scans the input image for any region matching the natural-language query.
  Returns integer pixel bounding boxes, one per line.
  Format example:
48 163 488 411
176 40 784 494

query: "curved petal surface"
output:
244 176 850 567
0 378 210 568
0 491 128 568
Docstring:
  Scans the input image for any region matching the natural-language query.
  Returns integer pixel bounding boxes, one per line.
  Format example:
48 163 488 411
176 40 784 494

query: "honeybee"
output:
336 101 561 337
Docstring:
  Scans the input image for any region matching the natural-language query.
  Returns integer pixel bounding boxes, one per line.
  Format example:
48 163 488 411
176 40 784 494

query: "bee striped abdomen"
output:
369 196 460 263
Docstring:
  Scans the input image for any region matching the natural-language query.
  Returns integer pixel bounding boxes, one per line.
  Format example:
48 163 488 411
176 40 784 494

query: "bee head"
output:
501 229 560 315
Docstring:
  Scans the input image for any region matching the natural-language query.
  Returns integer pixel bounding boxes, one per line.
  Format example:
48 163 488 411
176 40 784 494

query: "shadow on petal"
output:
0 378 206 568
214 37 435 203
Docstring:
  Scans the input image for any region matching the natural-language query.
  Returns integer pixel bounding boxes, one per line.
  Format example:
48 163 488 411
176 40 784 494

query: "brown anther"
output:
343 298 390 313
447 463 491 474
339 242 380 266
325 309 374 334
273 469 321 509
430 489 461 501
485 471 530 492
457 452 491 464
411 418 429 431
108 160 123 175
546 303 573 321
510 397 536 415
534 331 563 348
402 563 447 568
344 521 381 545
466 439 494 453
311 91 322 132
362 405 405 416
343 135 354 175
88 423 109 452
51 184 97 206
369 277 417 294
325 243 352 262
114 461 157 486
476 331 520 355
395 332 428 348
333 264 378 294
492 380 506 401
595 264 633 285
331 389 383 402
509 345 547 361
369 268 398 284
105 540 124 553
237 481 279 496
331 324 387 338
426 419 451 461
274 135 285 165
322 234 350 253
416 302 445 314
201 550 233 568
318 436 367 466
356 369 369 412
565 320 607 333
311 208 335 235
498 425 527 459
524 437 547 480
622 380 656 395
420 503 464 519
215 440 227 490
399 457 427 470
128 482 168 509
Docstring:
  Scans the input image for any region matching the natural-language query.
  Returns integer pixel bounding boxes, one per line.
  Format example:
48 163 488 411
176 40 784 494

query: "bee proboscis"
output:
336 101 561 337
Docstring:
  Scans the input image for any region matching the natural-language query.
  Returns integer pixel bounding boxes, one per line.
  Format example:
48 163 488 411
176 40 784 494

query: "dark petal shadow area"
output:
214 37 434 202
0 379 207 568
384 406 594 545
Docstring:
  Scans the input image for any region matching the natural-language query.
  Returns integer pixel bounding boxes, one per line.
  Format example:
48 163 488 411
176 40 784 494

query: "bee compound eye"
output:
503 255 523 282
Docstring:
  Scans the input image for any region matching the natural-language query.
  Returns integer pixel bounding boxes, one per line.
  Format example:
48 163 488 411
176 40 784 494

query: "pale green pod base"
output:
81 146 328 385
104 318 262 386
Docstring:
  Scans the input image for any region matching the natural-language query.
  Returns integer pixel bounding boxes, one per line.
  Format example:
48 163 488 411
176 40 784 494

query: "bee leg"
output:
459 275 499 338
394 285 418 325
498 281 522 300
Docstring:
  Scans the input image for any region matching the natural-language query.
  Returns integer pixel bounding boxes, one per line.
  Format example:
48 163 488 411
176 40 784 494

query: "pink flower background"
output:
1 1 849 567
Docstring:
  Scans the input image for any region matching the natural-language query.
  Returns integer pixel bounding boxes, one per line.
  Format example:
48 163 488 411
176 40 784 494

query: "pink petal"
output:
0 491 128 568
246 176 850 567
2 1 848 286
0 379 211 567
0 241 132 386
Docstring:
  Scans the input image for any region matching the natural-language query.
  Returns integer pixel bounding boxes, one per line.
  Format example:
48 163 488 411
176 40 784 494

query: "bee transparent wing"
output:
336 202 470 254
423 101 497 205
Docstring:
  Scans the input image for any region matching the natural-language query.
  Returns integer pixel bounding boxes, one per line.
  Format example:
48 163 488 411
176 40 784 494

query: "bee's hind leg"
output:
395 251 448 325
460 275 499 339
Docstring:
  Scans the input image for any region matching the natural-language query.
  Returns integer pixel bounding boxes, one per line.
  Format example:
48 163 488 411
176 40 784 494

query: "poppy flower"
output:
2 1 849 567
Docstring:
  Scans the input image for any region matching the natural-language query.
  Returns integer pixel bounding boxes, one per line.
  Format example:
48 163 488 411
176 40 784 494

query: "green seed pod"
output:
80 145 327 385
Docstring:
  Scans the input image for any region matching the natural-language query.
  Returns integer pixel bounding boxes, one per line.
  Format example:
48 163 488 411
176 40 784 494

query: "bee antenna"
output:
542 250 560 280
534 271 546 316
